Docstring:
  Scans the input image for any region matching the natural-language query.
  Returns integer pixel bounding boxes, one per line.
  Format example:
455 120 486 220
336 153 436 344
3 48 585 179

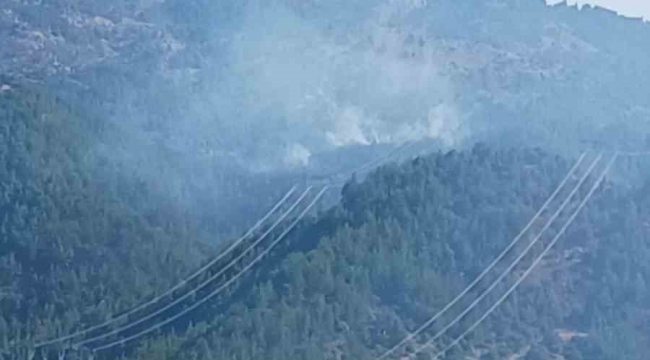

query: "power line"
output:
30 144 613 355
343 142 415 177
371 151 588 360
81 141 411 351
33 141 413 352
95 148 621 355
34 184 298 348
91 186 330 352
315 141 415 185
74 186 314 348
403 152 607 359
618 151 650 157
424 153 618 360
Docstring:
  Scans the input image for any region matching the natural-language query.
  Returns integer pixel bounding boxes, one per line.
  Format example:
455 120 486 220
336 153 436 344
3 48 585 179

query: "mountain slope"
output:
4 2 650 360
0 84 227 354
3 87 649 359
5 0 650 167
107 147 650 360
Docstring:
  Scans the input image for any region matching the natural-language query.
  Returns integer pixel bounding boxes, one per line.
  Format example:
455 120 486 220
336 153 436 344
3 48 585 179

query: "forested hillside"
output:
0 83 206 352
7 133 648 359
122 146 649 360
0 84 309 358
4 1 650 360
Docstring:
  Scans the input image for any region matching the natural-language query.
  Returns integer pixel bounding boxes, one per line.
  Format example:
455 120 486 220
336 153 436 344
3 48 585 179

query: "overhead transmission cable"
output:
316 141 415 186
83 142 413 350
75 186 314 348
418 153 618 360
34 184 299 348
34 140 415 352
75 143 411 349
401 153 606 360
342 141 414 177
91 186 329 352
371 151 588 360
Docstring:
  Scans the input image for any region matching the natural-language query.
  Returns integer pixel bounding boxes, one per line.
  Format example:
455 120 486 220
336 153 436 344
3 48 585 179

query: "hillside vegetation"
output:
0 84 208 352
0 85 303 357
4 90 650 359
3 1 650 360
119 146 650 360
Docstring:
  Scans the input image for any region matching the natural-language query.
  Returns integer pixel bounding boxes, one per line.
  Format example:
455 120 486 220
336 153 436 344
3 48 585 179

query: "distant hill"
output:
3 1 650 360
3 0 650 164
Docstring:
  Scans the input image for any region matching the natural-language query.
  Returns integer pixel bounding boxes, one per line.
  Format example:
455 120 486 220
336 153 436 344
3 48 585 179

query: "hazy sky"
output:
547 0 650 19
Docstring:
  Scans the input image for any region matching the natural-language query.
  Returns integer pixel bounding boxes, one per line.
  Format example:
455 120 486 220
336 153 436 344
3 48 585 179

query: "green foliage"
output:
5 2 650 358
123 146 650 360
0 85 213 356
4 85 650 360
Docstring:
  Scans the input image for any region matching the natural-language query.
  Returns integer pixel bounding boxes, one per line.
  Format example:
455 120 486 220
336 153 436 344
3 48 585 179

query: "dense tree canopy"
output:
3 84 650 360
3 1 650 358
108 144 650 360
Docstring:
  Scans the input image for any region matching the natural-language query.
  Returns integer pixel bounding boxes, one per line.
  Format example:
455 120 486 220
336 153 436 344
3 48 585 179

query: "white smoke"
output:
325 106 373 147
284 142 312 167
102 0 467 179
427 103 462 147
211 0 465 156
